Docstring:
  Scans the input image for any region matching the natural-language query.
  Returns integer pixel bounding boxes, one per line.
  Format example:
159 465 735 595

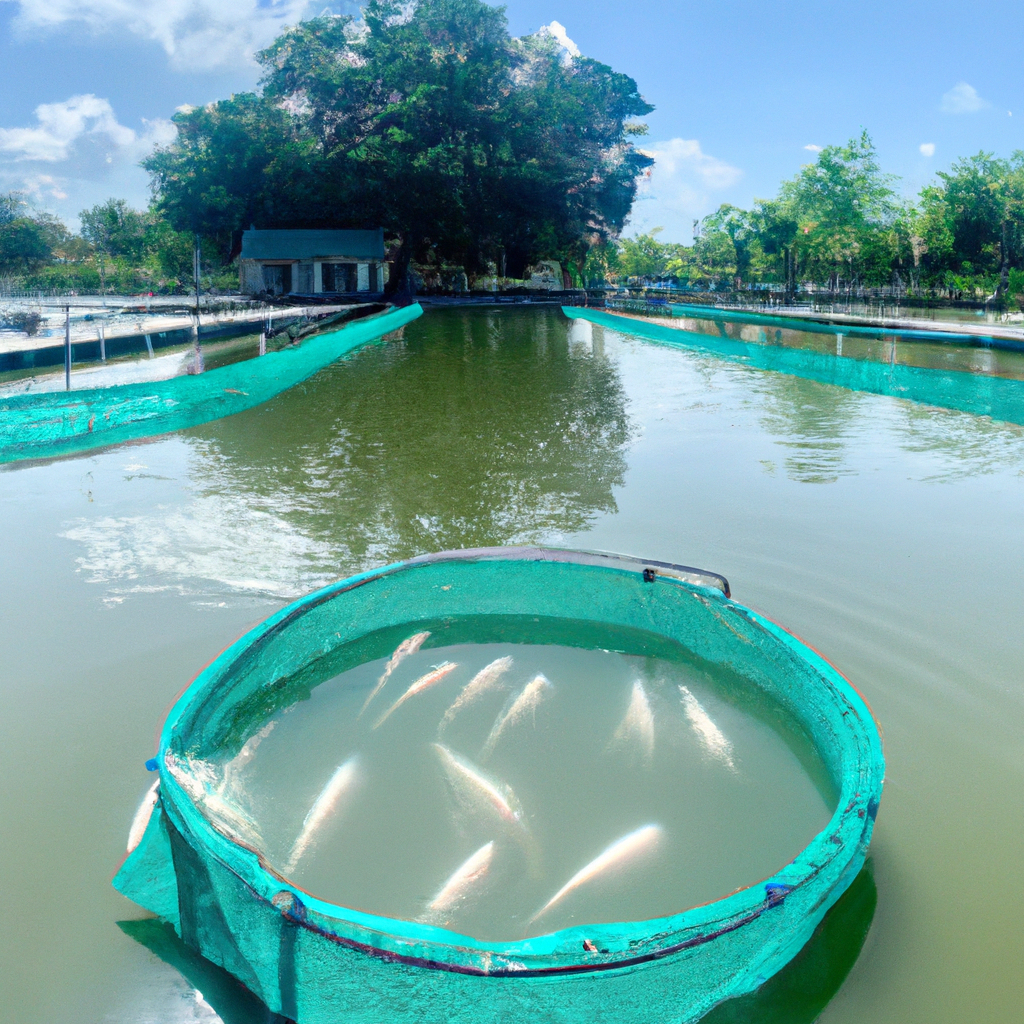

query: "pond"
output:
1 304 1023 1022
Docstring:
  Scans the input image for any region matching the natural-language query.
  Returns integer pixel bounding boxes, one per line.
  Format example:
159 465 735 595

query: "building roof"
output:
240 229 385 261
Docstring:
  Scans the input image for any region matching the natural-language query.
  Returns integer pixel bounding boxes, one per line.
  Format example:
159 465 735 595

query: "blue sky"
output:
0 0 1020 240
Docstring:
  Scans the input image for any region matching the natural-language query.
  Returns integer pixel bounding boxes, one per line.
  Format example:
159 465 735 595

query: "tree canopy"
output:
144 0 653 288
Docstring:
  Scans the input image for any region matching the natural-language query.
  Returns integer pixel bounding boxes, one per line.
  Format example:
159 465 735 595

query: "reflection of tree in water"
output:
895 403 1024 481
190 307 633 577
751 374 867 484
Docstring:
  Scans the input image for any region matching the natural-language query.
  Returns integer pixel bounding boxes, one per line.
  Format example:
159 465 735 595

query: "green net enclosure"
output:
114 548 884 1024
566 306 1024 426
0 303 422 464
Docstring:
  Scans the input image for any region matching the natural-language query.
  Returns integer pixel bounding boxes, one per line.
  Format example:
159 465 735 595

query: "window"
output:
322 263 356 292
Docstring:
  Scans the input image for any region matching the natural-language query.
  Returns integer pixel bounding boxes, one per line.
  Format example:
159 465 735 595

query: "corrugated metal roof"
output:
240 229 385 260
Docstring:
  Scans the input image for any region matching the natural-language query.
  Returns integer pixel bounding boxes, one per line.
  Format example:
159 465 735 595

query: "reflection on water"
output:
60 308 632 599
752 375 868 484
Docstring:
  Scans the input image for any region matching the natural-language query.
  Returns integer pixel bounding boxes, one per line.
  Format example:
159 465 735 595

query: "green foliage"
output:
917 151 1024 295
0 193 70 274
144 0 653 286
80 199 150 262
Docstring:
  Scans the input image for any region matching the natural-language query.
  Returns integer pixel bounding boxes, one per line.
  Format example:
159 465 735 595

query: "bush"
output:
1 309 43 335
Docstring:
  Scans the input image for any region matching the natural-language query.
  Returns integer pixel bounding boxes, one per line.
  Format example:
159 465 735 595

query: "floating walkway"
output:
565 306 1024 427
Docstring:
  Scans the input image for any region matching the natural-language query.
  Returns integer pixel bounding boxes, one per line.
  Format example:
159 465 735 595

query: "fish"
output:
679 686 735 769
480 674 552 759
433 743 525 827
285 755 360 873
126 779 160 853
607 679 655 765
165 751 265 850
219 720 277 798
421 841 495 921
373 661 459 730
359 630 431 717
528 824 662 925
438 656 513 734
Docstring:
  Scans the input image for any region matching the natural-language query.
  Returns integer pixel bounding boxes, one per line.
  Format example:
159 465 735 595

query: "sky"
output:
0 0 1021 240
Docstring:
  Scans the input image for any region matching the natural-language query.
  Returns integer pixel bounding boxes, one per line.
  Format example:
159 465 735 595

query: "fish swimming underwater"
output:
438 656 513 734
359 630 431 718
480 673 552 759
373 661 459 730
433 743 526 827
678 686 735 769
420 841 495 923
219 720 277 800
528 824 662 925
285 755 360 873
607 679 655 765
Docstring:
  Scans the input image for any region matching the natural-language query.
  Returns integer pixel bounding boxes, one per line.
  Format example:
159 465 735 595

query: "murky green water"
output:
196 630 830 941
2 305 1024 1022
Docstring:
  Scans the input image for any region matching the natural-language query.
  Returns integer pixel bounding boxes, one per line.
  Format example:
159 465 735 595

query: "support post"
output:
192 236 205 373
64 304 71 391
99 324 106 361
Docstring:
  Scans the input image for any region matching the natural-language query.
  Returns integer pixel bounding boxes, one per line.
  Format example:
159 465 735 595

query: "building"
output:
239 229 387 297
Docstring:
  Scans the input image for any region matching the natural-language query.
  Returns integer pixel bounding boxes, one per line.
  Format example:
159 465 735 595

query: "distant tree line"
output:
611 132 1024 305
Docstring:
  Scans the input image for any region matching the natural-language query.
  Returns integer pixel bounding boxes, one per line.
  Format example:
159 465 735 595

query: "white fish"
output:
480 674 551 758
679 686 735 769
422 841 495 920
219 720 277 798
607 680 655 765
359 631 431 717
373 661 459 730
126 779 160 853
285 755 360 873
433 743 525 827
529 824 661 925
438 656 513 733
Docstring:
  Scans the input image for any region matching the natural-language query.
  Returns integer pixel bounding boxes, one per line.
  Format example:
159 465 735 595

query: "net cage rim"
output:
143 545 884 975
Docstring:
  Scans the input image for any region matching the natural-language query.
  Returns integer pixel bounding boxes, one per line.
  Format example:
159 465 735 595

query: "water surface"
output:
2 305 1024 1022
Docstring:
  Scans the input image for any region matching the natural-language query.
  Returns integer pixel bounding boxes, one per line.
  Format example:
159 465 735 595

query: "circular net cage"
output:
115 547 884 1024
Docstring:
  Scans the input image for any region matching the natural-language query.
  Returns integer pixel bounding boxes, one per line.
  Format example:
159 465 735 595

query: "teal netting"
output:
114 547 884 1024
0 303 422 464
566 306 1024 426
666 301 1024 349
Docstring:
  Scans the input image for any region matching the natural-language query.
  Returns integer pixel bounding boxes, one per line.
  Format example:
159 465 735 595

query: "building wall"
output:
239 259 264 295
239 257 387 296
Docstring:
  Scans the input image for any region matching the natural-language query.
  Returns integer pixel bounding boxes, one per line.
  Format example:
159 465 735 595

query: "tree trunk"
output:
384 238 414 304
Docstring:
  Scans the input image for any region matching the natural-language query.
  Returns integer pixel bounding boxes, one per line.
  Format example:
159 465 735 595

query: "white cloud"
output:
4 0 313 71
627 138 743 243
804 144 822 152
0 95 136 161
537 20 580 61
920 142 936 157
940 82 989 114
0 95 175 225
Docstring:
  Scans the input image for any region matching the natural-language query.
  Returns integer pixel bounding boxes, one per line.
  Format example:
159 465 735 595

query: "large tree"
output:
144 0 653 289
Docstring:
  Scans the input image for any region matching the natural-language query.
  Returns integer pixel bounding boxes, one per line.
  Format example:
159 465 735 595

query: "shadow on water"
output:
117 866 875 1024
117 918 293 1024
702 864 877 1023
